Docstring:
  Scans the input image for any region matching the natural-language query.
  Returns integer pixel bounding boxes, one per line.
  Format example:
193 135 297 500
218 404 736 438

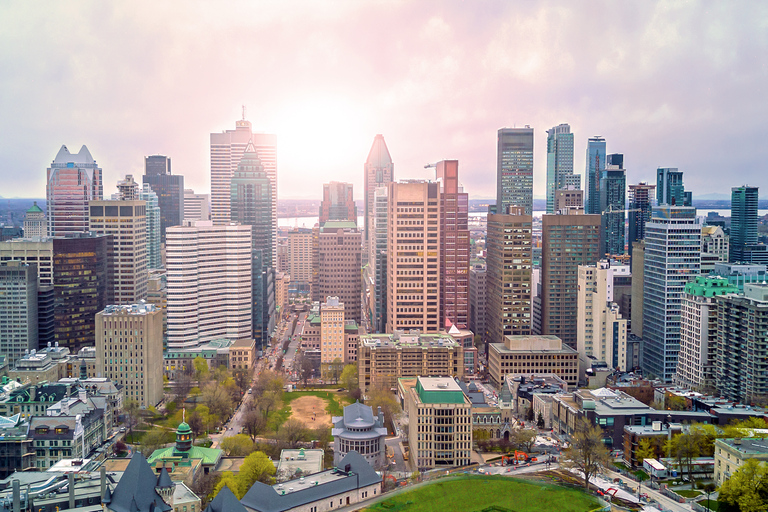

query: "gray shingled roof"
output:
108 453 172 512
156 467 173 489
203 486 247 512
240 451 379 512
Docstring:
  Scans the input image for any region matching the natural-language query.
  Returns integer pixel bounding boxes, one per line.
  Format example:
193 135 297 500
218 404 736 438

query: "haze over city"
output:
1 1 767 199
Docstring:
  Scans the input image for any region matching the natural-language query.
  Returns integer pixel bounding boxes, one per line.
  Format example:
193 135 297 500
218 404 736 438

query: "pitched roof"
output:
26 202 44 214
203 487 247 512
342 401 375 429
108 453 172 512
156 467 173 488
147 444 222 466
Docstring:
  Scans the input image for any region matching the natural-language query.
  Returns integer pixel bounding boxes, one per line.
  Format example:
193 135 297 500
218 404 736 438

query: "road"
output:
599 467 692 512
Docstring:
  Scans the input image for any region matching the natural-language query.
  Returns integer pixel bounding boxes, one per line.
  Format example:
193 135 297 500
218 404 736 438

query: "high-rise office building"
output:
0 261 38 367
370 187 389 333
320 182 357 225
286 228 313 293
630 241 645 337
0 239 54 285
96 303 163 407
486 207 532 344
496 127 534 216
642 205 701 382
210 117 277 256
183 189 210 222
230 140 274 348
628 183 656 257
320 296 345 365
435 161 470 329
545 124 579 214
23 203 46 238
311 222 362 325
364 135 394 266
730 186 760 263
554 187 583 211
469 264 487 343
599 155 627 256
139 184 162 270
656 168 691 206
675 276 737 391
89 197 148 304
46 145 103 237
541 209 601 348
142 155 184 241
166 222 252 348
585 137 606 215
386 181 441 333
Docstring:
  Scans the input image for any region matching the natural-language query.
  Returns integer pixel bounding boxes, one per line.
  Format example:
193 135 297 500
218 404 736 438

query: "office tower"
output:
545 124 578 213
37 285 55 349
555 187 583 211
487 335 579 388
364 135 394 265
370 187 389 333
142 155 184 242
0 239 54 285
0 261 38 367
183 189 210 222
496 127 534 216
628 183 656 257
435 160 470 329
486 207 532 344
469 264 486 343
320 182 357 225
675 276 737 391
89 197 148 304
599 156 627 256
139 184 162 270
320 296 345 365
642 205 701 382
541 209 601 348
585 137 606 215
716 283 768 403
711 262 768 292
210 117 277 255
730 186 759 263
656 168 690 206
701 225 729 271
52 234 109 352
146 270 167 343
630 241 645 337
286 228 313 293
577 262 629 370
23 202 45 238
231 140 274 347
46 145 103 236
386 181 440 333
312 222 362 325
96 303 163 407
166 222 252 348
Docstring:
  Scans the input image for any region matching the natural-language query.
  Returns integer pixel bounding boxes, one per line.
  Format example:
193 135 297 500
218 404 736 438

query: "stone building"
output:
332 401 387 469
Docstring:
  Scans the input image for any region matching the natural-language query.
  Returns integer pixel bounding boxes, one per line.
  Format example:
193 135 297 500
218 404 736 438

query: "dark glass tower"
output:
730 186 759 263
143 155 184 241
586 137 606 215
497 127 534 216
628 183 656 257
599 155 627 256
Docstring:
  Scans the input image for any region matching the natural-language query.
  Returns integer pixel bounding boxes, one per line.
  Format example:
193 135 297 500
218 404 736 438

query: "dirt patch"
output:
291 395 332 427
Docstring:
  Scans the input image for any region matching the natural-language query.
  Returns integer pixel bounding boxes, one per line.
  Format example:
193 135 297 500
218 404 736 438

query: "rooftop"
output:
360 332 460 349
718 438 768 455
101 303 157 315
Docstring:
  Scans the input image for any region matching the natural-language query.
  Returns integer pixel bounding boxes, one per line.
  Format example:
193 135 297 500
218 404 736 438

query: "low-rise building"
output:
163 339 233 380
400 376 472 470
623 422 681 468
332 401 387 469
487 335 579 389
148 421 223 483
276 448 324 482
358 332 464 394
29 408 105 469
715 438 768 485
0 414 34 478
229 338 255 371
8 343 73 385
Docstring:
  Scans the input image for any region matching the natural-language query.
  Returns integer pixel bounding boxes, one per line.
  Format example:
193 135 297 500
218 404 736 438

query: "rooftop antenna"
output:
242 105 247 121
182 407 185 424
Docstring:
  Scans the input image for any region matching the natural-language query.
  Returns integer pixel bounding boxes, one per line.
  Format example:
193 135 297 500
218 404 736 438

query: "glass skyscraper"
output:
143 155 184 242
46 145 103 237
730 185 760 263
546 124 578 213
599 155 626 256
497 127 534 216
586 136 606 215
628 182 656 258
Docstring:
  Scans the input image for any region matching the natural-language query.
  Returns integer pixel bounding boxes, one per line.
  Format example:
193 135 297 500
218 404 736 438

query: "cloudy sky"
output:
1 1 766 200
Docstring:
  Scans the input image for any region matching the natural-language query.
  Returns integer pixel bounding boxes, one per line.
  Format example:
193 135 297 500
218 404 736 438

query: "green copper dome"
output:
177 422 191 434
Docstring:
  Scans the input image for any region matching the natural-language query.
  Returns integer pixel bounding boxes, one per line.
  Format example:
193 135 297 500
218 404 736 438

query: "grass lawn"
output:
675 489 702 498
699 499 724 511
269 390 353 431
363 475 600 512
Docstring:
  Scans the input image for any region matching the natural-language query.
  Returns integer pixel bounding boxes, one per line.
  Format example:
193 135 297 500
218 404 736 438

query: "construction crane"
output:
424 162 437 169
603 205 641 215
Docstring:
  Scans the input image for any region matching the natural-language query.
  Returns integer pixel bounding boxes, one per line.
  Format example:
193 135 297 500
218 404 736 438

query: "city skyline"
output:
1 2 767 201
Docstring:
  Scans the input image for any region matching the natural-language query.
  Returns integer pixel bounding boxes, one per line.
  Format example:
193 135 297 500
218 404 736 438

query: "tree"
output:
718 458 768 512
190 471 219 508
537 412 545 429
513 429 537 452
188 408 206 439
221 434 255 456
634 438 657 465
297 352 314 388
256 390 282 424
561 418 611 489
140 428 168 457
202 382 234 421
242 409 267 442
366 385 401 431
340 363 359 393
474 429 491 442
113 440 127 456
254 370 284 397
237 451 276 496
525 406 534 422
666 429 706 489
213 471 241 499
124 398 141 441
279 418 309 446
194 356 210 383
175 372 193 404
330 358 343 384
666 395 688 411
233 368 250 397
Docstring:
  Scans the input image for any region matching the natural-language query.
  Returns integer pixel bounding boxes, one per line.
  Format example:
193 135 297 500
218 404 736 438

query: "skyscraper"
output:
118 175 161 271
166 222 252 348
541 209 601 348
436 160 470 329
183 189 210 222
0 261 38 367
656 168 691 206
320 182 357 225
545 124 578 214
386 181 440 333
599 155 627 256
628 183 656 257
210 117 277 255
585 137 606 215
370 187 389 333
23 203 46 238
730 186 759 263
486 207 532 344
496 127 534 216
143 155 184 241
364 135 393 265
46 145 103 237
312 222 362 325
642 205 701 382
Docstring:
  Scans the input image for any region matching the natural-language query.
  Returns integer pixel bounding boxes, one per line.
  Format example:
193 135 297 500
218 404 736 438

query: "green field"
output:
363 475 601 512
270 390 352 430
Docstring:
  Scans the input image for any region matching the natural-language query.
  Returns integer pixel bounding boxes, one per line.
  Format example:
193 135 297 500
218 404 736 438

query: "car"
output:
119 427 126 432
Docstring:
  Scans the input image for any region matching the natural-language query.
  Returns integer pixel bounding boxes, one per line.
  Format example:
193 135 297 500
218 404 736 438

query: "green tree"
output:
666 429 706 489
561 418 611 489
213 471 241 499
256 390 282 424
330 358 343 384
233 368 251 397
139 428 169 457
366 385 401 432
525 406 534 423
297 351 314 388
123 398 141 441
340 363 359 392
194 356 210 383
473 429 491 442
188 410 205 440
202 382 234 421
718 458 768 512
237 451 276 495
221 434 255 456
666 395 688 411
513 429 537 452
537 412 545 429
634 438 657 464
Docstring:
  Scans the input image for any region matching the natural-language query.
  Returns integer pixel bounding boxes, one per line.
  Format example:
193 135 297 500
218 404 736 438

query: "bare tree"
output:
243 409 267 442
561 418 611 489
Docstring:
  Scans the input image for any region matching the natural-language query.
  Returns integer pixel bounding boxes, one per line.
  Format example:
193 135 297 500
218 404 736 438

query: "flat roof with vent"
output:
415 377 465 404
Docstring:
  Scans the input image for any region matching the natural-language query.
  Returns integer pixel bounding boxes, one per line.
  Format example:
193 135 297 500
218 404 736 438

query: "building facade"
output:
0 261 38 367
183 189 210 222
143 155 184 241
332 401 387 469
585 136 606 215
555 187 584 211
600 159 627 256
545 124 578 214
730 185 764 264
487 335 579 389
628 182 656 258
23 202 46 238
496 127 534 216
286 228 313 293
657 168 690 207
364 134 394 266
320 181 357 225
369 186 389 333
311 222 361 325
46 145 103 237
468 264 486 343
